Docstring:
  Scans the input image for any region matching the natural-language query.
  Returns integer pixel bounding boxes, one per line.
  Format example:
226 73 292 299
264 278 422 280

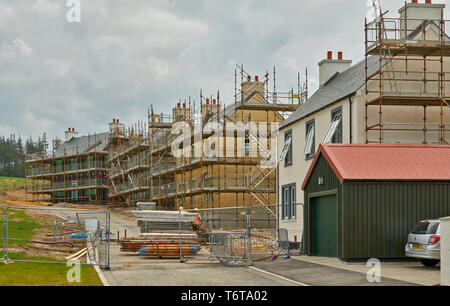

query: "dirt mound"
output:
0 189 31 202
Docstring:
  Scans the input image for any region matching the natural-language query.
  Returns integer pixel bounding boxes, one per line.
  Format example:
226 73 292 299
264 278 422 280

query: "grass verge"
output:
0 208 104 286
0 209 38 248
0 252 103 286
0 177 27 191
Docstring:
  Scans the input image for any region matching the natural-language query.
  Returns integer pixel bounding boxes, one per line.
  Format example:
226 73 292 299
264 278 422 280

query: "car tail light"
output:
429 235 440 245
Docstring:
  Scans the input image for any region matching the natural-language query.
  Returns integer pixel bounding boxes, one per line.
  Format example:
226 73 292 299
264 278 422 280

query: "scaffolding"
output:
25 132 109 204
365 5 450 144
102 66 305 226
108 119 151 206
137 66 305 227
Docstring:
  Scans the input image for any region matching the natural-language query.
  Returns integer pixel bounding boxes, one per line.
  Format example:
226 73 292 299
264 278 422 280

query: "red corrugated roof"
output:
302 144 450 190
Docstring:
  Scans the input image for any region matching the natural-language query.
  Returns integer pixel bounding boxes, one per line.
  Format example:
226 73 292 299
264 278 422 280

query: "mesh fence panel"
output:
1 207 5 260
1 206 109 268
209 231 247 264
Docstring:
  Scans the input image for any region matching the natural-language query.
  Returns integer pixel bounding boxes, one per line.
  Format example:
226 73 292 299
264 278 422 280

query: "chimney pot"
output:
255 75 259 82
177 102 181 108
183 103 186 109
412 0 418 3
213 99 216 105
327 51 333 60
425 0 432 4
247 75 251 82
338 51 343 60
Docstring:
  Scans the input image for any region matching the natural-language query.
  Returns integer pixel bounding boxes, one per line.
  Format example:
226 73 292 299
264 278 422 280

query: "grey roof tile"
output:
54 132 109 157
280 56 382 129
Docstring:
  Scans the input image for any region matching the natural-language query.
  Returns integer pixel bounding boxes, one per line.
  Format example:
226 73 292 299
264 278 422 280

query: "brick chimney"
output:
318 51 352 88
241 75 265 102
173 101 191 122
398 0 445 38
65 128 78 142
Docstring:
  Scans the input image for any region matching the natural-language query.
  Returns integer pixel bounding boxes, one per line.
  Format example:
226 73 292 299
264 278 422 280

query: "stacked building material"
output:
132 210 197 232
120 233 200 256
138 243 200 258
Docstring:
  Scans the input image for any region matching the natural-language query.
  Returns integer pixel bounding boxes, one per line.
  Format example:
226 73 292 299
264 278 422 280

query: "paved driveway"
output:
101 212 438 286
253 259 419 286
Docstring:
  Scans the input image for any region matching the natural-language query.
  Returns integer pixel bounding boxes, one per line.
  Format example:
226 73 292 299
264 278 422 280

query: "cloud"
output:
1 38 33 57
0 0 448 142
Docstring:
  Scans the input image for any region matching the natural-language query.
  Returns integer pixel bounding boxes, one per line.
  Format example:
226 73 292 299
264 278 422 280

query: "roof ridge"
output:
323 143 450 148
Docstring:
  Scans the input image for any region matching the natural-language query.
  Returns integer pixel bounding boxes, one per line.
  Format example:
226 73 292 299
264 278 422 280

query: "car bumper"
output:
405 249 440 260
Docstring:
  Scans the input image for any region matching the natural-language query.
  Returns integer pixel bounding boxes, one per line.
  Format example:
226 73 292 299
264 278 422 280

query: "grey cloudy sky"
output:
0 0 448 142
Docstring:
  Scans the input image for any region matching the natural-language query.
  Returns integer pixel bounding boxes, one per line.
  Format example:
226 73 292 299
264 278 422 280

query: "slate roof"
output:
54 132 109 158
280 56 383 130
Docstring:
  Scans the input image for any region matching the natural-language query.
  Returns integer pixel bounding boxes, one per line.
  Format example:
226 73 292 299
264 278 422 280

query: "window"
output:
304 120 315 159
282 131 293 167
323 108 343 144
245 137 250 152
282 184 296 220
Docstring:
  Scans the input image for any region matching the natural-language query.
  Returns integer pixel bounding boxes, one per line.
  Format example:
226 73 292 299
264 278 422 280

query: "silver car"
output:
405 220 441 267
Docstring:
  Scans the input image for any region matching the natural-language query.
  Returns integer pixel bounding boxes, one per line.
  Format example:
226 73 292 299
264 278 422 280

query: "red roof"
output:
302 144 450 190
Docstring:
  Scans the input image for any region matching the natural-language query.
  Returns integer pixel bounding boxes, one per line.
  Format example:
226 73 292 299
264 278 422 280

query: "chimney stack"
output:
399 0 445 38
318 51 352 88
327 51 333 60
65 127 78 142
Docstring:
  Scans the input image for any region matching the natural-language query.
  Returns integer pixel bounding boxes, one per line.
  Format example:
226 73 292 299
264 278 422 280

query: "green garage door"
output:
311 195 338 257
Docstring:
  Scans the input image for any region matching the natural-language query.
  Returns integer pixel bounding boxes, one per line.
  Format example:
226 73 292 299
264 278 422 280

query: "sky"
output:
0 0 448 143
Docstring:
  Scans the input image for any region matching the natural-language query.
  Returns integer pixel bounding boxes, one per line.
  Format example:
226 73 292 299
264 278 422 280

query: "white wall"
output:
278 54 450 243
441 217 450 286
278 98 352 242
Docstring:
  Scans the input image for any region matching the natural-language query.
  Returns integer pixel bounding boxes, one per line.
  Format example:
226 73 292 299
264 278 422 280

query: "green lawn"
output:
0 177 27 191
0 252 103 286
0 209 38 248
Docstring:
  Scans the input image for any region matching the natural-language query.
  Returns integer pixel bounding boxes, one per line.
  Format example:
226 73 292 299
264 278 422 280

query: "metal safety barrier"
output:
0 205 110 269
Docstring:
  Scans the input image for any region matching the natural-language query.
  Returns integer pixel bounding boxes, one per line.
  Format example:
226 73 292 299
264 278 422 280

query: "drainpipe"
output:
276 133 279 234
349 96 353 144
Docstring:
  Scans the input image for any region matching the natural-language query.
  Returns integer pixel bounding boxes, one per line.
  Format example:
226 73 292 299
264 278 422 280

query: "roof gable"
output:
408 20 450 41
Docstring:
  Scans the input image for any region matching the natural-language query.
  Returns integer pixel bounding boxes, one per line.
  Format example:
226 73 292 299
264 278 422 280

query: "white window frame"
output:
282 184 296 220
304 124 315 156
323 113 342 143
281 135 292 164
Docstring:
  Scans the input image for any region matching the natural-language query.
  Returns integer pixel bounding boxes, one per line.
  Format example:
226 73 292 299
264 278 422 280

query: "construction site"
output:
5 0 448 288
365 1 450 144
104 66 306 228
24 131 110 205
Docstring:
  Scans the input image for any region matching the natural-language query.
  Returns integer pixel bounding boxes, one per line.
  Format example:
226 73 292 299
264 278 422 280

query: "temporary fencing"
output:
1 205 110 269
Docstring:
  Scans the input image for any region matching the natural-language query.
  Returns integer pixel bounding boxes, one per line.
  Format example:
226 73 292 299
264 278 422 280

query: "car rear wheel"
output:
420 259 439 267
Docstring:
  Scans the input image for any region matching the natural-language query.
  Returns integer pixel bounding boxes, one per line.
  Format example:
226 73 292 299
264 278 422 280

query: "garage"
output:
302 144 450 260
311 195 338 257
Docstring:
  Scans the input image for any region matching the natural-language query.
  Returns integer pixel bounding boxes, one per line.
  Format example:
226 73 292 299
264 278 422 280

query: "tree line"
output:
0 134 48 178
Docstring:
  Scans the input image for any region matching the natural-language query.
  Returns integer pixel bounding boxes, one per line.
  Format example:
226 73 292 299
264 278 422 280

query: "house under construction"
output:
365 1 450 144
25 129 109 204
108 67 306 226
108 119 151 205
